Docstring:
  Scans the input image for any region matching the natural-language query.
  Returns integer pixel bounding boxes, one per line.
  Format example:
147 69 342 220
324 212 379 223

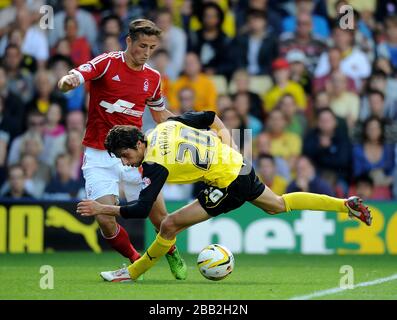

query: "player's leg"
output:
127 200 210 280
123 167 187 279
250 189 372 225
83 159 140 262
148 192 188 280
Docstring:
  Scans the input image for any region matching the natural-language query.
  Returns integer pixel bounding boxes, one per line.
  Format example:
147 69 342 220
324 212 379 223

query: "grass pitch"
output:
0 253 396 300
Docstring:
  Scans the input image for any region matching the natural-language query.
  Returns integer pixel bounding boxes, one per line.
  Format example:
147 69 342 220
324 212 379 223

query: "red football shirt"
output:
70 51 165 150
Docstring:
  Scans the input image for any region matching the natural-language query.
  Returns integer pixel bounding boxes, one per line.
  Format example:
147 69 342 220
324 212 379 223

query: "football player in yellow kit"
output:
77 111 372 282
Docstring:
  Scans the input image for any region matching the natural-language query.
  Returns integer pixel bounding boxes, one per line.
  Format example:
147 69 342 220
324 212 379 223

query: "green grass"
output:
0 253 396 300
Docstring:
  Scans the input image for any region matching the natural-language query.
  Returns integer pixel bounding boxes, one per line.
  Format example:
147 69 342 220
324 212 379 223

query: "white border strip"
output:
289 273 397 300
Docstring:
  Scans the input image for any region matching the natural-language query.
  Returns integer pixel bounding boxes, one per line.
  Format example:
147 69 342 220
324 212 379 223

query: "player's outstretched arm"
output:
77 199 121 217
210 115 239 150
58 73 81 92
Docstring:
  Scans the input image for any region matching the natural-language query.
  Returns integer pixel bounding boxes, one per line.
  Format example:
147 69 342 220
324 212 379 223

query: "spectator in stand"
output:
177 87 195 114
13 6 49 67
0 97 10 182
315 22 371 91
43 103 67 167
233 92 263 137
155 8 186 80
313 47 357 94
101 0 143 37
216 93 233 114
256 153 288 196
279 11 327 73
0 64 24 136
352 116 395 191
303 107 352 187
254 132 291 181
326 70 360 129
235 0 282 35
49 0 98 49
311 90 349 136
231 9 278 75
230 69 265 122
287 155 335 196
170 52 217 112
188 2 232 77
7 111 46 165
0 27 38 73
377 15 397 71
219 107 246 152
65 110 85 134
265 108 302 169
354 89 397 144
65 129 84 182
282 0 330 39
277 94 307 137
64 16 92 67
27 69 66 116
43 153 84 200
263 57 307 112
0 165 33 199
96 15 124 54
20 153 50 199
3 44 34 104
359 71 397 121
285 49 312 95
149 49 172 108
0 0 43 39
349 174 375 201
102 35 123 53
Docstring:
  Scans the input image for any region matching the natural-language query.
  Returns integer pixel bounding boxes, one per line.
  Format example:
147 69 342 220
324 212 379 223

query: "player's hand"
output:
58 74 80 92
77 199 103 217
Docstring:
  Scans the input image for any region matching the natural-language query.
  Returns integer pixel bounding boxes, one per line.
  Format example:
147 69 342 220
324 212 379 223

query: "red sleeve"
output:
69 53 112 84
146 74 165 111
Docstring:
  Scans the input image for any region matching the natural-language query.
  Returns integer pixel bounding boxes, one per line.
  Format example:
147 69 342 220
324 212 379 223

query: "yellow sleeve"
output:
289 83 307 110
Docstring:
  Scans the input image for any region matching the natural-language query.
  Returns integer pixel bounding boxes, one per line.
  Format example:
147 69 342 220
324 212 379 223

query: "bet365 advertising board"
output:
146 202 397 254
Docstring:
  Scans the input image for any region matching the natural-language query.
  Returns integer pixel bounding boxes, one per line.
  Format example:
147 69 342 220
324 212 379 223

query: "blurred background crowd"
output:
0 0 397 202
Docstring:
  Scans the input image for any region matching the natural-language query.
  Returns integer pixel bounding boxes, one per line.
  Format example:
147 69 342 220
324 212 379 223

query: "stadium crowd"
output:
0 0 397 202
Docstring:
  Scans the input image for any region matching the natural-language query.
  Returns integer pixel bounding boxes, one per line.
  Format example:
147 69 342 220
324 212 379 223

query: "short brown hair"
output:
104 125 146 157
128 19 162 41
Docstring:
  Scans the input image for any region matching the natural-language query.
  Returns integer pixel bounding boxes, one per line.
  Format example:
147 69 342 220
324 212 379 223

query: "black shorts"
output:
197 165 265 217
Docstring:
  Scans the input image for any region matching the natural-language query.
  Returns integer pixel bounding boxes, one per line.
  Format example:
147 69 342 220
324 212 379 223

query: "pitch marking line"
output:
289 273 397 300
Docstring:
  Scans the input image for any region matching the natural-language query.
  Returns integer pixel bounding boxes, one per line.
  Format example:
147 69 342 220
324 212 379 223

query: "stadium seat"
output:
210 75 228 95
228 75 273 95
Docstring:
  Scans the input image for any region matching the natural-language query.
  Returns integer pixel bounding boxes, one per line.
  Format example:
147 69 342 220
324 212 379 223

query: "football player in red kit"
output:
58 19 187 279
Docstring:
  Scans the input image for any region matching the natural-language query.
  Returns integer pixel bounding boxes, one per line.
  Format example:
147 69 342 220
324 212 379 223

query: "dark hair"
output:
257 153 275 164
128 19 162 41
355 174 374 187
362 116 385 143
315 107 336 120
64 15 78 28
5 43 21 54
247 8 267 20
199 2 224 28
367 89 385 101
101 14 123 32
105 125 145 157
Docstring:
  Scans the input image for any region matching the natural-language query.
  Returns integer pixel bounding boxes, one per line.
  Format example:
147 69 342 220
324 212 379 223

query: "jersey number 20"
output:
176 127 214 170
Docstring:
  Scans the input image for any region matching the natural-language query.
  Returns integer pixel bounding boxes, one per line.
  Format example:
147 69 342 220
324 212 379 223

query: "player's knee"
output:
160 216 177 236
96 215 117 237
274 196 286 213
266 196 286 215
